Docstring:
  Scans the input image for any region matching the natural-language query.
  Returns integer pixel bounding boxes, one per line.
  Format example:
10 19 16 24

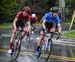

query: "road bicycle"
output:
36 32 60 62
10 27 31 60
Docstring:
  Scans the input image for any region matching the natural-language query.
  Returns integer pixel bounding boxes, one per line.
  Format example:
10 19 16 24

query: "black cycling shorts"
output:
41 22 54 32
16 20 25 28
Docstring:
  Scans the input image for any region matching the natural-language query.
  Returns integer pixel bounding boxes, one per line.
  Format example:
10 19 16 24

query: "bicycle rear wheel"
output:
45 39 52 62
11 39 22 60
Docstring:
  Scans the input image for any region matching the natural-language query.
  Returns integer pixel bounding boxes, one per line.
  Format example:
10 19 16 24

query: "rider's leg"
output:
26 25 31 36
49 27 55 39
34 21 37 30
8 28 16 53
36 31 45 51
35 31 45 58
9 29 16 49
21 25 31 39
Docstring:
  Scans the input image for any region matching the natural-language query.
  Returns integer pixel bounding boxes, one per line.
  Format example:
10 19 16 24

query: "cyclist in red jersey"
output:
8 6 31 53
30 13 38 30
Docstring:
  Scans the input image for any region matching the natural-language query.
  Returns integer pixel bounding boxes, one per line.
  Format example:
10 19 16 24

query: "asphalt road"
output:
0 29 75 62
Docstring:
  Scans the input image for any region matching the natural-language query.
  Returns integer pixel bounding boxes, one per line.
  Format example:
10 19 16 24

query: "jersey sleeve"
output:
15 12 21 19
42 14 48 22
56 16 61 24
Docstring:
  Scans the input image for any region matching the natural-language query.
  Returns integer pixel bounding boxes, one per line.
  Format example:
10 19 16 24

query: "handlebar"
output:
45 32 61 35
45 32 61 40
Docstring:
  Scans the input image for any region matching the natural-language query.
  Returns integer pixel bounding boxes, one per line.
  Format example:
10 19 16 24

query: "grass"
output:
0 22 41 29
0 22 75 39
0 22 12 29
63 30 75 38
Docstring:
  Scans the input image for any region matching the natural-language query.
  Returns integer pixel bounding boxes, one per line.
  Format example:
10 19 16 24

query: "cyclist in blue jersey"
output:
35 7 61 58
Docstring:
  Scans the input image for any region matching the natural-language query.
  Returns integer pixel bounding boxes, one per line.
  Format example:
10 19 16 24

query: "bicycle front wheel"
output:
45 39 52 62
11 39 22 60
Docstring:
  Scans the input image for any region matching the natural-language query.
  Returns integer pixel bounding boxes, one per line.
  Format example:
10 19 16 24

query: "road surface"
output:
0 29 75 62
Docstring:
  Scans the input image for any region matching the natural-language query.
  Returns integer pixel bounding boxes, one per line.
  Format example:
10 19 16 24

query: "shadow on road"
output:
9 59 17 62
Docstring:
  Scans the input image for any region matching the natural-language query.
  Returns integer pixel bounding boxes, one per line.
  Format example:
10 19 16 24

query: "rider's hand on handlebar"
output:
56 33 61 40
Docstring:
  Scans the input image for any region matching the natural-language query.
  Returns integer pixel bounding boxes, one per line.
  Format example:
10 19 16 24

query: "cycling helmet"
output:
31 13 36 17
50 7 59 13
23 6 31 14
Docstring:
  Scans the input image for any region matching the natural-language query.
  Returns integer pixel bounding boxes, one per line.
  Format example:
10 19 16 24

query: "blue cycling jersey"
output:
42 12 61 24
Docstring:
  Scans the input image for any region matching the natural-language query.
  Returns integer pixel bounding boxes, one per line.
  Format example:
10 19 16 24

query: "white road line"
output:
0 34 75 46
0 34 11 37
35 37 75 46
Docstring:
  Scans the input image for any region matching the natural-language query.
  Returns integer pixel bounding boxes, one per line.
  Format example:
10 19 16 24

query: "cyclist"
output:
30 13 38 30
35 7 61 58
8 6 31 53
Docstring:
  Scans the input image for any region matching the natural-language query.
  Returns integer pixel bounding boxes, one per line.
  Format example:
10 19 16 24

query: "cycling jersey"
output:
42 12 61 24
15 11 30 21
15 11 31 29
30 16 37 24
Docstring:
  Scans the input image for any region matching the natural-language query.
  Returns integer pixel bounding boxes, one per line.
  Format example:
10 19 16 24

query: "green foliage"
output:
0 22 12 29
65 0 72 8
65 0 75 9
0 0 75 23
0 0 59 23
0 0 17 23
63 31 75 38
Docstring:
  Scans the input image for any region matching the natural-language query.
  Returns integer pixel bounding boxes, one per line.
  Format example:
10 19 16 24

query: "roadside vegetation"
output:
0 22 12 29
63 30 75 38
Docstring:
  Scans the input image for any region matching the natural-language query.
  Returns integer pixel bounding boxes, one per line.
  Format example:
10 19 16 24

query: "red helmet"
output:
23 6 31 14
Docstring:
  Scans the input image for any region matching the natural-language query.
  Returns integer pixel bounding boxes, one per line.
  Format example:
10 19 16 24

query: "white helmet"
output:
31 13 36 17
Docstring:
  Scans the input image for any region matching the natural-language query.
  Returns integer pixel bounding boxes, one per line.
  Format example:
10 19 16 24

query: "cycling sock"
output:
36 46 40 51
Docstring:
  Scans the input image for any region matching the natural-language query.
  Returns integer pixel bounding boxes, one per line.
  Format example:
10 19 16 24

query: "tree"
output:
48 0 56 8
0 0 17 23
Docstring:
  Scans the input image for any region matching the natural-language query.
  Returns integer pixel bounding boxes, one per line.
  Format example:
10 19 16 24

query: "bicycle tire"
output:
11 38 22 60
45 39 52 62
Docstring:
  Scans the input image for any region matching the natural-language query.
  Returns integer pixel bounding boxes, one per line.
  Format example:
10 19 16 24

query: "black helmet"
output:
50 7 59 13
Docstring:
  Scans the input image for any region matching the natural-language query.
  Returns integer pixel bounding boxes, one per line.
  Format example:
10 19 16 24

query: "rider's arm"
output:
42 20 46 30
13 12 20 30
42 13 48 30
27 20 31 30
56 16 61 34
13 18 18 30
28 21 31 27
57 24 61 33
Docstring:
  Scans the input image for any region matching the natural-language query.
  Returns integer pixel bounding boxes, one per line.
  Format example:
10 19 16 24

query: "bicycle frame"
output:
11 29 29 60
45 32 60 62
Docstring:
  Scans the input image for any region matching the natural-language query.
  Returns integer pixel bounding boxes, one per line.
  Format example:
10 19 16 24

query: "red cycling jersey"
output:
30 16 37 23
15 11 30 21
